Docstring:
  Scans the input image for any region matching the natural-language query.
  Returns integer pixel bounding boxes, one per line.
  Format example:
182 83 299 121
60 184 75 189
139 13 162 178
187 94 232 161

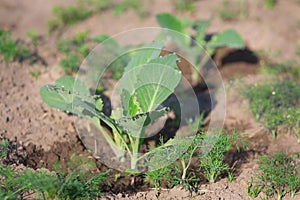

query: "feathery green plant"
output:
241 79 300 140
247 152 300 200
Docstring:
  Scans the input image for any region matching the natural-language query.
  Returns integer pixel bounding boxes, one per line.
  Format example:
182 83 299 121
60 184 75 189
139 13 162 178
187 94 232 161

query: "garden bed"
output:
1 0 300 199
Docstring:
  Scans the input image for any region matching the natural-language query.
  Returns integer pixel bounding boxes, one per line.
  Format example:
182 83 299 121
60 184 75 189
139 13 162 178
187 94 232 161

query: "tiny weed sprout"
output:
241 79 300 140
113 0 148 18
264 0 277 9
247 152 300 200
48 6 93 33
156 13 244 84
218 0 247 21
48 0 149 33
26 30 41 48
174 0 195 13
56 31 91 74
0 140 9 159
56 32 127 77
40 41 201 173
0 30 31 62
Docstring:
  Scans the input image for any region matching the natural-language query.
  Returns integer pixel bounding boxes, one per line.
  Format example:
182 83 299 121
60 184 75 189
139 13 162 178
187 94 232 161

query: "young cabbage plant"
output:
40 41 183 173
156 13 244 83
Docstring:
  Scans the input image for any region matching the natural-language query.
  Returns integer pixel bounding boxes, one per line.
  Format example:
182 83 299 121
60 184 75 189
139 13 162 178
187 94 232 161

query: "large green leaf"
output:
125 41 164 72
40 75 103 116
207 29 244 54
119 42 178 116
156 13 185 33
40 76 89 112
192 19 211 47
148 53 179 67
119 54 181 113
118 42 165 114
119 53 181 113
40 84 73 112
156 13 190 48
135 63 181 112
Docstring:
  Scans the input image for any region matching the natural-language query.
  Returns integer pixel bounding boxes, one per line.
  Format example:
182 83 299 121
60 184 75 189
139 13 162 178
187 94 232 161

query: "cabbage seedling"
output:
40 41 187 172
156 13 244 83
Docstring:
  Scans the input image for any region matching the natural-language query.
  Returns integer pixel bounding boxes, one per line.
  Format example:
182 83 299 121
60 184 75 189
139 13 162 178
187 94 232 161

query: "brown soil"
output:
1 0 300 199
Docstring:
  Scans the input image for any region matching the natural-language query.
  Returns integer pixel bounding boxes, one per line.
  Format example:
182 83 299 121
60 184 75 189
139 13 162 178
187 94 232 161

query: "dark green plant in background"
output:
156 13 244 84
48 0 151 33
174 0 196 13
0 30 31 62
26 30 42 49
56 31 90 74
113 0 149 18
48 0 110 33
247 152 300 200
218 0 248 21
259 60 300 81
264 0 277 9
56 31 128 77
241 79 300 140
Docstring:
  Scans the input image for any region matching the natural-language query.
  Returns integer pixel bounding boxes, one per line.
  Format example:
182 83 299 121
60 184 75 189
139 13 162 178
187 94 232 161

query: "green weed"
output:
0 30 31 62
199 130 246 183
247 152 300 200
48 6 93 33
174 133 204 192
48 0 111 33
264 0 277 9
0 152 109 200
144 162 173 190
56 31 89 74
259 60 300 81
26 30 41 48
144 134 203 193
144 130 246 192
48 0 149 33
28 67 41 80
113 0 148 18
174 0 196 14
218 0 242 21
241 79 300 140
296 42 300 57
56 32 127 77
0 140 9 160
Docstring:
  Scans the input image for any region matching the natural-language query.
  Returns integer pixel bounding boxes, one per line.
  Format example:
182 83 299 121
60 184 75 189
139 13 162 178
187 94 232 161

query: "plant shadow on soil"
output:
214 47 260 79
